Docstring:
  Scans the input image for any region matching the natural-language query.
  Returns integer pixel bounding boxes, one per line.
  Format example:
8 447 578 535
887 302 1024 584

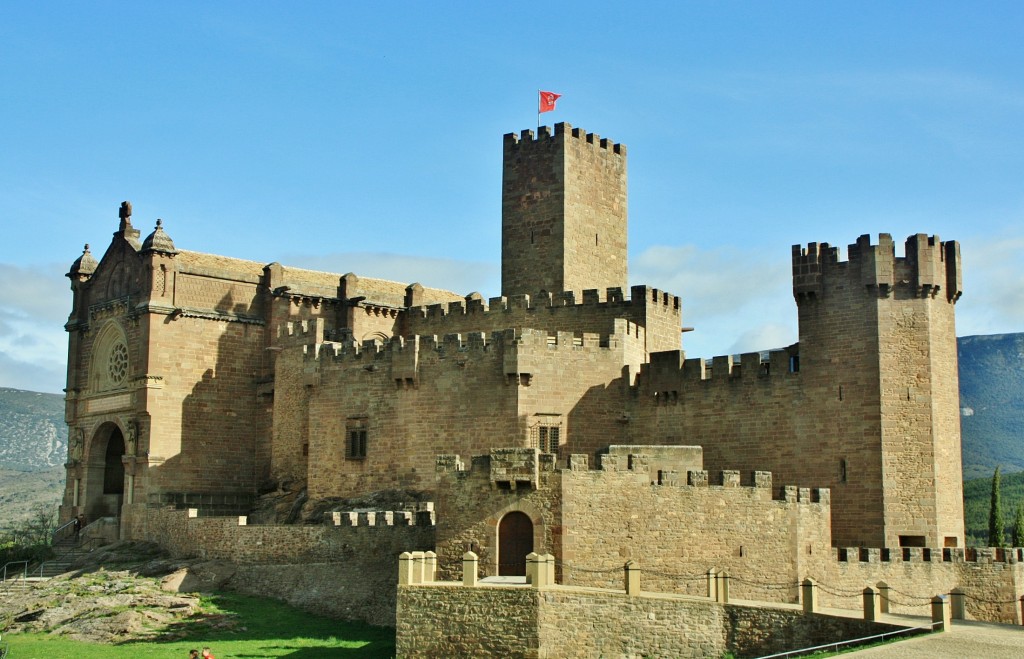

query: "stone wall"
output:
396 581 910 658
560 463 832 601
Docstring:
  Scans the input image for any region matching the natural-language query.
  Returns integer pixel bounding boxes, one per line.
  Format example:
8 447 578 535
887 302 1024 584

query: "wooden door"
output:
498 511 533 576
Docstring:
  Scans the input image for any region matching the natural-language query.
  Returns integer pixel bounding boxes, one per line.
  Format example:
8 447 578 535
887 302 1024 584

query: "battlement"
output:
326 504 436 527
276 317 326 345
411 285 678 319
793 233 962 302
302 325 638 365
639 346 800 397
834 546 1023 565
503 122 626 156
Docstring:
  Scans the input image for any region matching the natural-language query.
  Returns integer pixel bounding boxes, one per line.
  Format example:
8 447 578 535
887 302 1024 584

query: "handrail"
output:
51 518 78 544
754 621 936 658
1 560 29 595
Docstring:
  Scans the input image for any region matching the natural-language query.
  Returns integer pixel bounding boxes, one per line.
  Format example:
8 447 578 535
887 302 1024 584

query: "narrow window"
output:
346 418 368 459
839 459 848 483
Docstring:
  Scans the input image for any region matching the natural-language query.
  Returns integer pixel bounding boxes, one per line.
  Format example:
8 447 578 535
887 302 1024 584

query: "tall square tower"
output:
501 123 628 298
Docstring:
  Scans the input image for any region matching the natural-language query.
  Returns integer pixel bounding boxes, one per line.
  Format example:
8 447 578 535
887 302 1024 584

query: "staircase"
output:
36 536 94 578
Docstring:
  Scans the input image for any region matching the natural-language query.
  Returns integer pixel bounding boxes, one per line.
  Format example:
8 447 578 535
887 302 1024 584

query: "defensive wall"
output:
404 285 682 356
626 233 964 549
395 576 912 659
271 320 644 499
139 505 435 626
436 447 1024 624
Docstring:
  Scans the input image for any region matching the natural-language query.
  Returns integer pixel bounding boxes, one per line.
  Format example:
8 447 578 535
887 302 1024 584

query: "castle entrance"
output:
83 423 125 521
498 511 533 576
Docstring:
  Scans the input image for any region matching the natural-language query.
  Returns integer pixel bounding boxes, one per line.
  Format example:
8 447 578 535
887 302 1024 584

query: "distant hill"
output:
0 387 66 525
958 333 1024 480
0 386 67 471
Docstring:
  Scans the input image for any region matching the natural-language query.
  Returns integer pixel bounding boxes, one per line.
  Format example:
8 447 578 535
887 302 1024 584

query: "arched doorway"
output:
498 511 533 576
83 423 126 520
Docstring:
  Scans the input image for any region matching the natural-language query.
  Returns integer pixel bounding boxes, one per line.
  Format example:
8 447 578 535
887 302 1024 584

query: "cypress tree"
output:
988 466 1006 548
1013 501 1024 548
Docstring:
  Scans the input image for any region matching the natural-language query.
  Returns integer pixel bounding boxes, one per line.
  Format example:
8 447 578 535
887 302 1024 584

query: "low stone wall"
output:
396 582 910 658
140 506 434 626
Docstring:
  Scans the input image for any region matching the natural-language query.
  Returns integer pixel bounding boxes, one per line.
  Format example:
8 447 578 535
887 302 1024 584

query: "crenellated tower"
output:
501 122 628 298
792 233 964 548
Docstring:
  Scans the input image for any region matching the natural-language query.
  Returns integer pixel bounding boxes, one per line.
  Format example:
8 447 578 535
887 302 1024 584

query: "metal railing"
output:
0 560 29 594
753 621 936 658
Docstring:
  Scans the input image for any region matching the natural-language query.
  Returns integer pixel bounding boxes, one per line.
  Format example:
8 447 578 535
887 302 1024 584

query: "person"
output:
202 648 215 659
73 515 81 538
189 651 199 659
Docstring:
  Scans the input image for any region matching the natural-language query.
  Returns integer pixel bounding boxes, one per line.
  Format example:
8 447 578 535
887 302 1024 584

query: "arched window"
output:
90 321 130 392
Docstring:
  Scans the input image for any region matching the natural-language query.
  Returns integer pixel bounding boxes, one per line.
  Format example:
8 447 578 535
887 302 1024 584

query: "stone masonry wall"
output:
435 452 563 579
142 507 435 626
405 285 681 356
501 124 628 301
284 325 639 499
559 463 832 602
396 582 908 659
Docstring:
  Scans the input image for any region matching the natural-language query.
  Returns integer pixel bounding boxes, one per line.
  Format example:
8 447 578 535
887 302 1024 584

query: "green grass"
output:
3 591 395 658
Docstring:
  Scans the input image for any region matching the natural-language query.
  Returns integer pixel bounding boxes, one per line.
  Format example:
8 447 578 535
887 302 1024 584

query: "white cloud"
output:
955 232 1024 337
630 244 798 359
0 263 72 393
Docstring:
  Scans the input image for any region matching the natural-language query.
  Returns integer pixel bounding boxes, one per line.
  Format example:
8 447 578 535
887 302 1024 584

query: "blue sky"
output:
2 2 1022 394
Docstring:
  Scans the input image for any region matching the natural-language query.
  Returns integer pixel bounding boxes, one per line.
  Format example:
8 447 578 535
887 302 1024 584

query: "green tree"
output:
1013 501 1024 548
988 466 1006 547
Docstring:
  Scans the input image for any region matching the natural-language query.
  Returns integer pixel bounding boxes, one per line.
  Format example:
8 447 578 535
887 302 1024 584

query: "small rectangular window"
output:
531 418 562 454
346 418 368 459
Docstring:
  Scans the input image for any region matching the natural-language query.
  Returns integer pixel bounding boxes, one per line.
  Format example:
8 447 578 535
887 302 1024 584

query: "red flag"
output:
539 90 562 113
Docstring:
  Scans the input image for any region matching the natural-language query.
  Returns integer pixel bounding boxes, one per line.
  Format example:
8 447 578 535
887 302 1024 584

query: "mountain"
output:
0 387 67 525
958 333 1024 479
0 387 67 471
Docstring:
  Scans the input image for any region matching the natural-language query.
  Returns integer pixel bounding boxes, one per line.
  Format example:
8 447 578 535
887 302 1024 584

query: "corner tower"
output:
793 233 964 548
501 123 627 298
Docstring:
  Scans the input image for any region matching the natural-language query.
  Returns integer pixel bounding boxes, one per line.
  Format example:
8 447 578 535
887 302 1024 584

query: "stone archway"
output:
83 423 126 521
498 511 534 576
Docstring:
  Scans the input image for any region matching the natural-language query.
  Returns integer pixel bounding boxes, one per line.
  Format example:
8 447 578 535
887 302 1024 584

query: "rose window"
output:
108 342 129 385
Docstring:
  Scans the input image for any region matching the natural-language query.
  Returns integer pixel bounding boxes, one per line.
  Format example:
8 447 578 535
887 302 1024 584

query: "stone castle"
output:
60 123 1023 632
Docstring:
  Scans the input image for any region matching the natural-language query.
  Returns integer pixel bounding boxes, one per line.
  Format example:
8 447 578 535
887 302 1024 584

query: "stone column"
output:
411 551 425 584
543 553 555 586
398 552 415 586
462 551 479 587
863 586 880 621
877 582 891 614
526 552 540 586
716 571 730 604
950 588 965 620
707 568 718 600
424 551 437 583
931 595 951 632
624 561 640 597
801 578 817 613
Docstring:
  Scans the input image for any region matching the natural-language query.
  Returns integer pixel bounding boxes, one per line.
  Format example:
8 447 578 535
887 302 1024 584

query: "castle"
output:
60 123 1022 630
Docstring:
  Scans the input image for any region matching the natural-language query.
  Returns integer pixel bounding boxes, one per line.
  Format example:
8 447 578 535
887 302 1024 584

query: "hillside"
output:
962 469 1024 546
0 387 67 524
958 333 1024 479
0 386 66 470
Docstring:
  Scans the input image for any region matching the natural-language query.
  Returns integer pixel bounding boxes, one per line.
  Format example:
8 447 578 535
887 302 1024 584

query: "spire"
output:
68 244 98 277
141 219 178 255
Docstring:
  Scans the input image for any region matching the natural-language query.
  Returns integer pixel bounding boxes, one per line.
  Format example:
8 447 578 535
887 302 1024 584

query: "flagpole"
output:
537 89 540 130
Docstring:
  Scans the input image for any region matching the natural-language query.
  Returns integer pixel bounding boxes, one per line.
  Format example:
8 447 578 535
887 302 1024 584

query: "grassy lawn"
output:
3 591 395 658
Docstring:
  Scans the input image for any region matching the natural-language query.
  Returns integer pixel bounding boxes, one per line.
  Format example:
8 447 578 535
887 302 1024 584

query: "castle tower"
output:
501 123 627 298
793 233 964 548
